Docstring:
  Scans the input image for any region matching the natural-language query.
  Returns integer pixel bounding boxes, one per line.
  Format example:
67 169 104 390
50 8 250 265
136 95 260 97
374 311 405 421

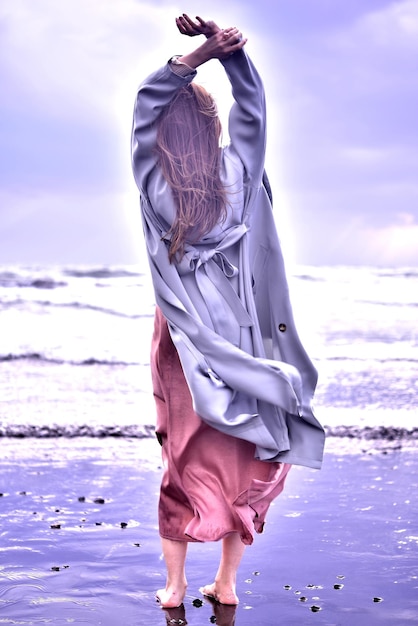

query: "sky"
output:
0 0 417 268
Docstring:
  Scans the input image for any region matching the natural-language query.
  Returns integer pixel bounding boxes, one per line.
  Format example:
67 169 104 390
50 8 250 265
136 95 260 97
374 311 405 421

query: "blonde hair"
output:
156 83 227 262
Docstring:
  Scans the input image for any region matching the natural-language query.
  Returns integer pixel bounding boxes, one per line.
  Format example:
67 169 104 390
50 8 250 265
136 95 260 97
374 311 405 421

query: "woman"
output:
131 14 325 609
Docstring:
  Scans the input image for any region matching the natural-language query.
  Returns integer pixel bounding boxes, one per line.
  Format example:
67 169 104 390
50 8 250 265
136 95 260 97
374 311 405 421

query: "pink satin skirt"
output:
151 307 291 545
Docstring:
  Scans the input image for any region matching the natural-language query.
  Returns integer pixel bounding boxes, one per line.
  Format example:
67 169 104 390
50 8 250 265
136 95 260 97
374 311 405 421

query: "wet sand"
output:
0 437 417 625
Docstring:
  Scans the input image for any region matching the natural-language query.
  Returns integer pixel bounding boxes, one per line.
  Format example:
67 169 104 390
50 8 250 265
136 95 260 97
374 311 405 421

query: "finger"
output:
232 31 244 44
229 37 247 53
182 13 197 26
195 16 206 27
175 18 189 35
178 15 193 28
222 26 239 41
177 15 198 35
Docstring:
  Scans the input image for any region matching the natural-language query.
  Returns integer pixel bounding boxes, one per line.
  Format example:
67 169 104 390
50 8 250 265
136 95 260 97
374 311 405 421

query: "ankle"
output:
166 578 187 590
215 574 236 589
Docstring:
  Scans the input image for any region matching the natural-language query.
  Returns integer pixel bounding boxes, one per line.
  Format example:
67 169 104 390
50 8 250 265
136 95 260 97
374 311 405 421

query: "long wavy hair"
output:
155 83 228 262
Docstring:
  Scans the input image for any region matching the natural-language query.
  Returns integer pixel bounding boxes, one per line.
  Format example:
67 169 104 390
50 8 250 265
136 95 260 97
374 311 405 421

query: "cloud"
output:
0 1 174 115
269 0 418 262
0 0 247 264
0 0 417 266
351 0 418 48
359 214 418 266
0 0 243 192
0 187 145 264
323 0 418 102
0 0 248 117
0 1 189 198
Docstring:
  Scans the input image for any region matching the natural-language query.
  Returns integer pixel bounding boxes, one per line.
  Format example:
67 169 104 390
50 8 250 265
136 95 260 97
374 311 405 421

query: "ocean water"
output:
0 264 417 438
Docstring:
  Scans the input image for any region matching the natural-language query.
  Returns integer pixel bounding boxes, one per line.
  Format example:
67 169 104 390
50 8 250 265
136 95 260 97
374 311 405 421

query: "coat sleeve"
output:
220 50 266 187
131 63 196 195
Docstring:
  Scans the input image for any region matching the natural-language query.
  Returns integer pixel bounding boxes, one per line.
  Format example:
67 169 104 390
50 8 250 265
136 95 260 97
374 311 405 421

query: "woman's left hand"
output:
176 14 221 38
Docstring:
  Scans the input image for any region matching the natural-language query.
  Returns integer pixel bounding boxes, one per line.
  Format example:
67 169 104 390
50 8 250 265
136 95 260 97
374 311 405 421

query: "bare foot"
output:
156 584 187 608
200 582 239 605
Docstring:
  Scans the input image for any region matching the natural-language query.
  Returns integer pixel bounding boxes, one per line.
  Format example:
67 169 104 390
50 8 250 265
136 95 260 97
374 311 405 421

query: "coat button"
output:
278 323 287 332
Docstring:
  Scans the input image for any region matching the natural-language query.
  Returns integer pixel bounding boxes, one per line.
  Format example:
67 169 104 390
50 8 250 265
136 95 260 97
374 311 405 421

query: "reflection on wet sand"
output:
162 604 188 625
162 598 237 626
1 440 417 625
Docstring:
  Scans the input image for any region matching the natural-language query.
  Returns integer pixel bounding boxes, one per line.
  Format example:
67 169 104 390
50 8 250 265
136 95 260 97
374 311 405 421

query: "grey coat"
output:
131 49 325 469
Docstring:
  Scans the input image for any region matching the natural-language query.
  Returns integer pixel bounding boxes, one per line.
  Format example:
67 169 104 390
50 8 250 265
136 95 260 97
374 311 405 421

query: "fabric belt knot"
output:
179 223 253 345
198 248 238 278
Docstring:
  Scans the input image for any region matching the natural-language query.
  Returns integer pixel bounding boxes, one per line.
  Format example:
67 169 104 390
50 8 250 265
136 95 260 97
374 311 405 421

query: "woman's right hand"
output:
202 27 247 59
177 25 247 68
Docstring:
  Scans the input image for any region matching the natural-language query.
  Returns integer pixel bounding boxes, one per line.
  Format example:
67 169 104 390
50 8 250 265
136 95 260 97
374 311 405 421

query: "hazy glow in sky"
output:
1 0 417 267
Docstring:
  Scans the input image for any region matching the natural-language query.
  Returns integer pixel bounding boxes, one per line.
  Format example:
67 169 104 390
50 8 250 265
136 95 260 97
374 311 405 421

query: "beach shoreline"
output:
2 419 418 451
1 358 417 442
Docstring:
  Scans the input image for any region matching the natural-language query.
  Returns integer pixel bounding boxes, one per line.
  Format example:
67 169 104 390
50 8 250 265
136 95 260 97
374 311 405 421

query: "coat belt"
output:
178 223 253 345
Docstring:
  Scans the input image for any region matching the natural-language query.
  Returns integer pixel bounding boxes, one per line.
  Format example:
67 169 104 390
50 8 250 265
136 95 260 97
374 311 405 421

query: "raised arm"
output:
131 17 247 195
131 65 195 194
221 50 267 187
176 14 266 186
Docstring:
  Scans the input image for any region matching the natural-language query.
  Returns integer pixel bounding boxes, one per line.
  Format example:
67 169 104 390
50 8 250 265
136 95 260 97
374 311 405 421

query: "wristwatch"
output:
168 55 195 76
169 55 184 65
